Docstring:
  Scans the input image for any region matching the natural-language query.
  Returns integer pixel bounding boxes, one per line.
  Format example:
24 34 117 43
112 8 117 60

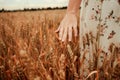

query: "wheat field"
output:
0 10 120 80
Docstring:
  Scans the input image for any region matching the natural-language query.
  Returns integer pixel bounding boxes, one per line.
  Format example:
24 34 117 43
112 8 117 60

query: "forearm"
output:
67 0 82 14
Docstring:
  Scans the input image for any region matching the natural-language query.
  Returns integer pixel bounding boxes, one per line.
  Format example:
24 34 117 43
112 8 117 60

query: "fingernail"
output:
69 39 71 42
55 30 58 32
62 39 64 42
75 34 77 37
59 37 61 40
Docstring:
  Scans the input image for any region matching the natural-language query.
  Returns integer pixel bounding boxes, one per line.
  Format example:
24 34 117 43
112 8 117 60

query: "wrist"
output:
66 11 77 16
66 9 78 16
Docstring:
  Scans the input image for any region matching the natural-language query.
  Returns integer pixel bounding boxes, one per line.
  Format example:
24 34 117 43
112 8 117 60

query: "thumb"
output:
55 26 61 32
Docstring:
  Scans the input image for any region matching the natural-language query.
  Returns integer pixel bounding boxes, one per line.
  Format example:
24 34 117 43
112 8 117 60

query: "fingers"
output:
55 26 60 33
73 23 78 37
59 25 64 40
62 27 67 42
68 26 72 41
55 25 77 42
55 22 77 42
55 24 64 40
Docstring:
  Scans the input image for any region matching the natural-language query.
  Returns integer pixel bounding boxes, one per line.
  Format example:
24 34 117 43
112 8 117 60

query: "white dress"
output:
79 0 120 78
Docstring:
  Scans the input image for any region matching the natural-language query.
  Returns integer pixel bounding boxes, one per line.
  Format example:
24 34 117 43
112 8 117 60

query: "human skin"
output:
55 0 82 42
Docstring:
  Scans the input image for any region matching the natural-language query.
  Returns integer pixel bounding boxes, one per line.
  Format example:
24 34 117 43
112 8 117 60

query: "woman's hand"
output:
55 13 78 42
